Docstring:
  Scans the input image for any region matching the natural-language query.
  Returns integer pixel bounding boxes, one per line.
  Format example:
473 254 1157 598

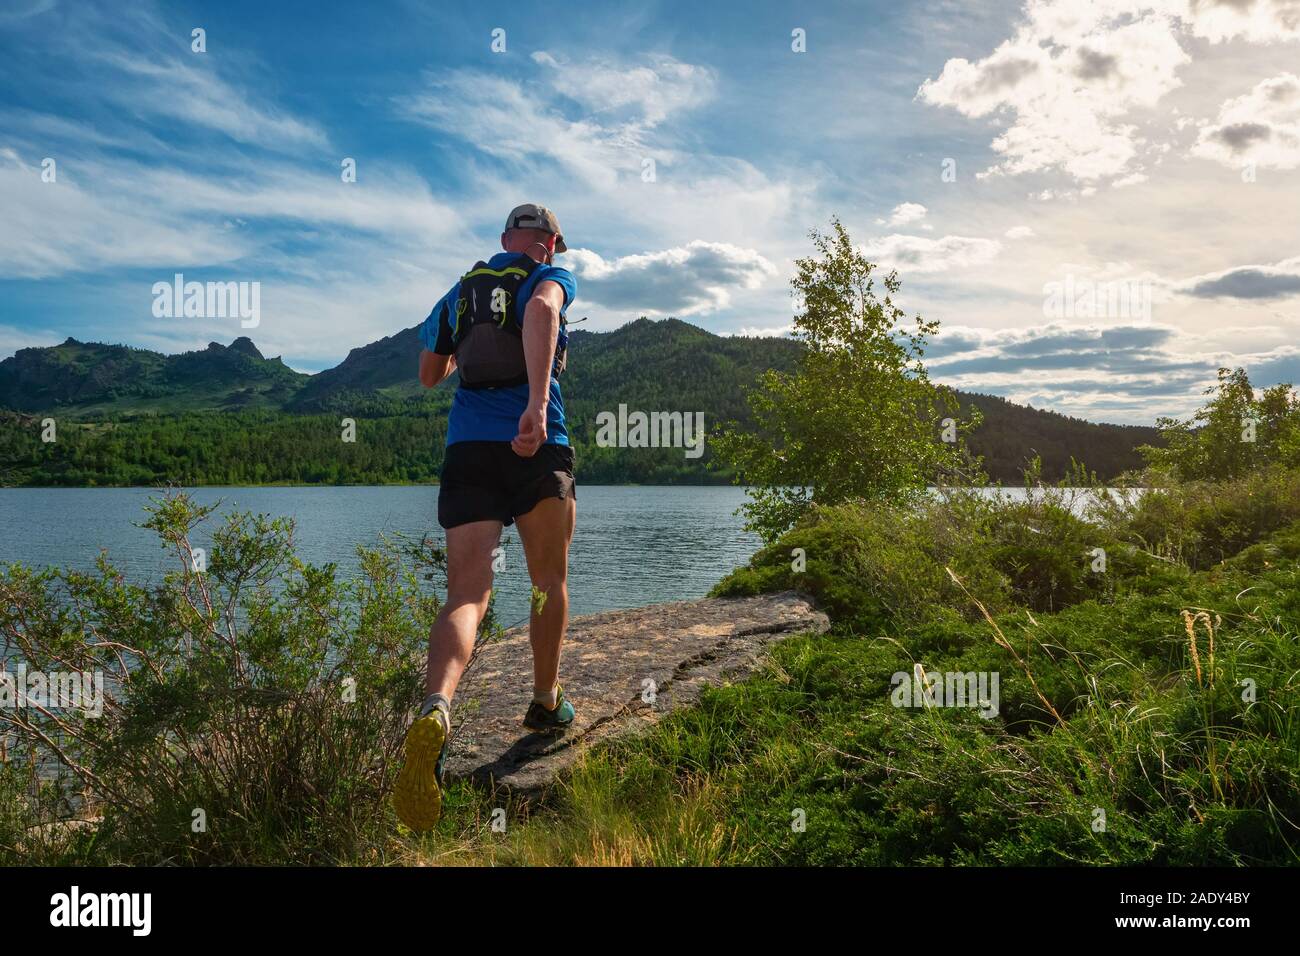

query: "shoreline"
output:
0 480 744 490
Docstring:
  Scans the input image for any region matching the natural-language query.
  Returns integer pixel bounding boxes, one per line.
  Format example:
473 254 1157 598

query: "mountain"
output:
288 326 425 411
0 319 1161 484
286 317 805 421
0 336 305 416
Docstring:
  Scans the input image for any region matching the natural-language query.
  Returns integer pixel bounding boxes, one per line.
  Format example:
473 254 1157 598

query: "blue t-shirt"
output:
420 252 577 447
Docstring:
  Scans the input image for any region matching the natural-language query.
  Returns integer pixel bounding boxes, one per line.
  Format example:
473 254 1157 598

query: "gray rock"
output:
442 590 829 797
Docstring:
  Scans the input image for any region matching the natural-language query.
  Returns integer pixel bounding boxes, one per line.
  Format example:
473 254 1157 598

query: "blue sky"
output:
1 0 1298 424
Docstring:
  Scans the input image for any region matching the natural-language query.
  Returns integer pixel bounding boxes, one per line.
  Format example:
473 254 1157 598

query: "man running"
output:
393 204 579 831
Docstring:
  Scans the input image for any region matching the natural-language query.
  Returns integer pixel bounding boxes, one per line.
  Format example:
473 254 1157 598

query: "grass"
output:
391 488 1300 866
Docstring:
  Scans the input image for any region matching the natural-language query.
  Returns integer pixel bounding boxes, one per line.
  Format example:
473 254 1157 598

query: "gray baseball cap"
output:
504 203 567 253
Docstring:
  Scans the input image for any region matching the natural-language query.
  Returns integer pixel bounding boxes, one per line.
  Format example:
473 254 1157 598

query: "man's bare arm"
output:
522 281 562 407
419 349 455 388
512 280 564 457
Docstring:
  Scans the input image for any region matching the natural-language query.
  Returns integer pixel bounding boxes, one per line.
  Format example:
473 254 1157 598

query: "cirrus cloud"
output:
531 51 715 127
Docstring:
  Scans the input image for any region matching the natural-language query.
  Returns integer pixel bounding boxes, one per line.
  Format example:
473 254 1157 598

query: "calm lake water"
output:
0 484 1132 627
0 485 765 626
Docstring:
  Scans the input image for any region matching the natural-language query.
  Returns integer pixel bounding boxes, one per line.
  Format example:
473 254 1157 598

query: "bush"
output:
1096 466 1300 570
0 492 453 864
712 495 1009 632
697 452 1300 864
713 480 1164 628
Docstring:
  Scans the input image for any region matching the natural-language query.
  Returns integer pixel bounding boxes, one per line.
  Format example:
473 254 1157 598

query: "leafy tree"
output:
714 219 980 541
1142 367 1300 481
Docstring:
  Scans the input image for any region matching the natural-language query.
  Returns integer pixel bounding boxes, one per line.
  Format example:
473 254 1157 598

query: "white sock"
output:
533 684 558 710
420 693 451 726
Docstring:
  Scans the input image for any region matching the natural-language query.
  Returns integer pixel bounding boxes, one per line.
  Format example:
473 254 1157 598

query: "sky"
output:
1 0 1297 425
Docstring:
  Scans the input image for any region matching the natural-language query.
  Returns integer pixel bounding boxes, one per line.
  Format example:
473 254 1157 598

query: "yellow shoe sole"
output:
393 712 446 832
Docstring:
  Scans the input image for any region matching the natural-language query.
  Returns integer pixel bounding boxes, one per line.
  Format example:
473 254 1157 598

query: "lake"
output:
0 485 766 626
0 484 1133 627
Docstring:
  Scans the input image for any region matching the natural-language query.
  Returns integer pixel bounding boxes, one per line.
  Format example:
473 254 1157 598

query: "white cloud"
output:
0 151 249 279
1181 0 1300 44
923 320 1206 422
94 50 328 149
876 202 928 226
725 324 794 338
1111 171 1150 187
395 56 813 269
917 2 1201 184
1005 225 1036 239
399 73 632 191
0 322 62 360
139 165 459 240
859 234 1003 274
399 55 715 194
0 150 460 280
920 315 1300 423
44 3 328 153
918 1 1300 186
1193 72 1300 170
566 241 777 316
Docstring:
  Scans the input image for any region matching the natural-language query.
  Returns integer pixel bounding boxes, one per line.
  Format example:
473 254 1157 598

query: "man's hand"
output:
513 402 547 457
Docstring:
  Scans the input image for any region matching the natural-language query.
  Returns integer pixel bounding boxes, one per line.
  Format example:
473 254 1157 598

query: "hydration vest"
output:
450 254 569 390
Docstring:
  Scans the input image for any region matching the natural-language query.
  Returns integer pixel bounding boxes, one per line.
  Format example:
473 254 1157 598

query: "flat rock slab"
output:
444 591 829 796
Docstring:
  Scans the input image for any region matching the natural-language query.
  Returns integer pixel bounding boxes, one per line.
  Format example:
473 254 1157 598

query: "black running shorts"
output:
438 441 576 529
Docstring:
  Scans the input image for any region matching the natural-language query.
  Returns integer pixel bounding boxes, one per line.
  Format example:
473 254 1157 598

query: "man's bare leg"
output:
426 518 502 700
396 519 500 831
514 495 576 701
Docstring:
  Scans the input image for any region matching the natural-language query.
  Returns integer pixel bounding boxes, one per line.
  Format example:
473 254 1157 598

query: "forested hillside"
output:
0 319 1160 486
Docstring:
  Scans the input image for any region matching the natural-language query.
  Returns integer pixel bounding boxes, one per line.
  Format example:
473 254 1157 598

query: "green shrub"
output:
712 495 1009 632
1097 466 1300 570
982 498 1114 612
713 482 1180 628
0 492 452 864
